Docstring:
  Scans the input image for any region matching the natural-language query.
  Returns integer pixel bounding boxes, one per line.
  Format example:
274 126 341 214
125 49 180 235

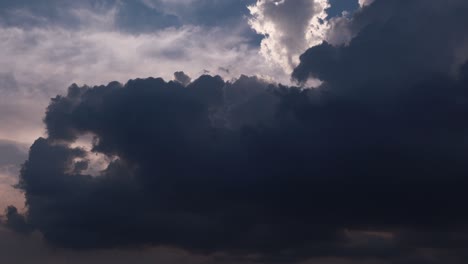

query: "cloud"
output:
6 59 468 263
174 71 192 86
0 0 180 32
4 0 468 263
0 226 250 264
0 0 313 147
1 227 463 264
326 0 359 18
0 13 276 87
0 6 287 143
0 140 27 212
148 0 256 27
4 206 32 234
293 0 468 87
358 0 374 7
0 2 290 224
0 140 28 168
248 0 330 72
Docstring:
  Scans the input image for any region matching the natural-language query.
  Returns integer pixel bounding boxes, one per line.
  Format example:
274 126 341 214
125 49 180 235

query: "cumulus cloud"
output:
6 57 468 263
248 0 330 72
4 0 468 263
294 0 468 89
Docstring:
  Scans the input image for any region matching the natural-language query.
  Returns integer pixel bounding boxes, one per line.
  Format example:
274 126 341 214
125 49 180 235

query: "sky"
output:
1 0 468 263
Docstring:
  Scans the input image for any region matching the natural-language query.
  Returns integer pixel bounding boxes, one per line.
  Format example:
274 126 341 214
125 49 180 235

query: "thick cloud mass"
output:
5 0 468 263
8 67 468 260
294 0 468 88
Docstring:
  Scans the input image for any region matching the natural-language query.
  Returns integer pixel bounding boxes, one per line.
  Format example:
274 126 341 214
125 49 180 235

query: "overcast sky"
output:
1 0 468 263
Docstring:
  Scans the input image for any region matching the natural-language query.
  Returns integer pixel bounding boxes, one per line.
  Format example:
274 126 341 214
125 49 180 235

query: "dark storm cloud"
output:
293 0 468 89
5 0 468 263
8 69 468 261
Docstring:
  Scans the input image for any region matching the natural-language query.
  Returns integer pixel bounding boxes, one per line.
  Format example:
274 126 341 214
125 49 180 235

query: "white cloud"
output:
0 25 278 92
248 0 330 72
358 0 374 7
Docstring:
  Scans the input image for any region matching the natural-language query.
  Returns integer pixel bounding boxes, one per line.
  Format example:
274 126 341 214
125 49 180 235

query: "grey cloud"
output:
114 1 180 32
326 0 359 17
4 206 33 234
174 71 192 86
0 73 18 96
0 0 180 32
147 0 256 27
0 226 260 264
0 0 257 35
0 140 28 211
0 140 27 168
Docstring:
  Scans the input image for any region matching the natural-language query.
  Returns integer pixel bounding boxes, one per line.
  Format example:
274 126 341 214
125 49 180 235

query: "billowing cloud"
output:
6 57 468 263
248 0 330 72
294 0 468 88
